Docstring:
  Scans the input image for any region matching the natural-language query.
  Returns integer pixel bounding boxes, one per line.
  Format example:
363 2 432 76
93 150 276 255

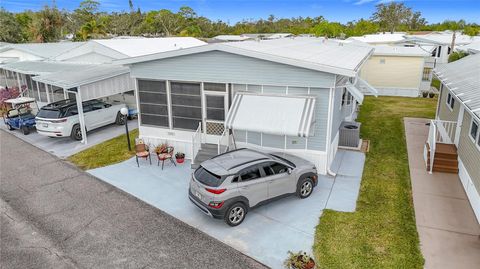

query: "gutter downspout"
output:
325 86 337 177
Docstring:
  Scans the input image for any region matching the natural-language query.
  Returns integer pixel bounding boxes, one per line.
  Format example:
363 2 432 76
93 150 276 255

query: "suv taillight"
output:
50 118 67 123
205 188 226 194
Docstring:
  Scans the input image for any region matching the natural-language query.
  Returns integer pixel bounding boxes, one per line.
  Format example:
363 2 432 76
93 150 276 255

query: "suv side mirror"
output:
287 168 292 174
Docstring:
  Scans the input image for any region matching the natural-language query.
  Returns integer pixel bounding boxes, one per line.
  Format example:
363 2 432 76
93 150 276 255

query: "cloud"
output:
354 0 398 5
354 0 376 5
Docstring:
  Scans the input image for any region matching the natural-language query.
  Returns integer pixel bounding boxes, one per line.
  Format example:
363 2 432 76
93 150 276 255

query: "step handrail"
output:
191 122 202 165
217 129 229 155
427 120 436 174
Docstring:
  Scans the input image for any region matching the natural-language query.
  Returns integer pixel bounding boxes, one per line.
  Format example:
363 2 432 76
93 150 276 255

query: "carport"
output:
0 61 93 103
32 64 135 144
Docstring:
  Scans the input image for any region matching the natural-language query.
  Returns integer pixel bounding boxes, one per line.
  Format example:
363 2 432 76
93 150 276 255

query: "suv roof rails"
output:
210 148 248 159
228 157 270 171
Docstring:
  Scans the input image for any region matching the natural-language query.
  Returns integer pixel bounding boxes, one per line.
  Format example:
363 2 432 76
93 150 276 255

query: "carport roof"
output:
434 54 480 120
1 61 93 75
32 64 130 88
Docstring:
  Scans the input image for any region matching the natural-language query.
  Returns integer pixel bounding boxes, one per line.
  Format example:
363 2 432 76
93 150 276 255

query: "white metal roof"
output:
1 61 94 75
32 64 130 88
0 42 85 59
348 33 406 44
225 92 316 137
372 45 430 57
4 97 36 105
213 35 252 41
406 33 477 45
222 37 374 75
457 41 480 54
434 54 480 120
117 37 373 77
91 37 207 57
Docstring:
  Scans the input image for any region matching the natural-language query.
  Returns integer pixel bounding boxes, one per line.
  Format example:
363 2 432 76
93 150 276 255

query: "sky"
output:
1 0 479 24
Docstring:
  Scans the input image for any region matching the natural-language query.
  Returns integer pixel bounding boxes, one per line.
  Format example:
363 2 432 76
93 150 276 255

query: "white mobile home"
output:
118 38 377 174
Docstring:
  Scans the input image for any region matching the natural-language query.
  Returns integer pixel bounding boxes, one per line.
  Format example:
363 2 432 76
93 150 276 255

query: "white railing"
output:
218 129 229 155
191 122 202 164
426 120 457 173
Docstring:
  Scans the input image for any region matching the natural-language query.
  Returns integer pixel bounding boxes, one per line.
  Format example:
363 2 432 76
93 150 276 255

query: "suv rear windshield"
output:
194 166 224 187
37 109 62 119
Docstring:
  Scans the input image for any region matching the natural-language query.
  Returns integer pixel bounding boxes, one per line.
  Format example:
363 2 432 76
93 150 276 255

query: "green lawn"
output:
313 96 437 268
68 128 139 170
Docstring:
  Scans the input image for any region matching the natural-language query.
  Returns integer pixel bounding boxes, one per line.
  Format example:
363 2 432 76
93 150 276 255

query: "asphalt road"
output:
0 130 266 269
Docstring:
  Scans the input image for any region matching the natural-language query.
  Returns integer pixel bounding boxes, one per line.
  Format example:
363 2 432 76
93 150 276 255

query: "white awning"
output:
346 84 364 104
357 77 378 96
225 92 316 137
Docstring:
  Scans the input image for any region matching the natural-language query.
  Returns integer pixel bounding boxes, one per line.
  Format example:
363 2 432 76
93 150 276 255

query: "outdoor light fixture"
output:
120 107 131 151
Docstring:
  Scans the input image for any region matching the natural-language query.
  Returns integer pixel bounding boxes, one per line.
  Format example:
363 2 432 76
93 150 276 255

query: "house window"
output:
446 92 455 110
470 119 479 144
422 67 432 81
138 80 169 127
170 82 202 130
379 59 386 64
204 82 226 92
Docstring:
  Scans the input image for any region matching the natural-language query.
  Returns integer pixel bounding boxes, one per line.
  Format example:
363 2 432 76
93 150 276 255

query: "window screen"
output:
138 79 169 127
171 82 201 130
204 83 226 92
471 120 479 141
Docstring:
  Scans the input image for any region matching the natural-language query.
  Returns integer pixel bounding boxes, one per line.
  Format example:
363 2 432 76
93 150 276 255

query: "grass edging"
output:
313 96 437 268
68 128 138 170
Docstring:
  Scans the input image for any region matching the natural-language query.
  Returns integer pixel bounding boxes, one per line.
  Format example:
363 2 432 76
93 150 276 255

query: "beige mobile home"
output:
426 54 480 223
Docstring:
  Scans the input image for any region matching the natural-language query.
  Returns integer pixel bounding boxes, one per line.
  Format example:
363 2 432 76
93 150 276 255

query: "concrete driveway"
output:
0 120 137 158
88 149 365 268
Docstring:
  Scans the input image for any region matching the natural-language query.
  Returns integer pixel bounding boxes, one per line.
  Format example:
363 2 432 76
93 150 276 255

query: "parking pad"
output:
0 120 138 158
88 149 365 268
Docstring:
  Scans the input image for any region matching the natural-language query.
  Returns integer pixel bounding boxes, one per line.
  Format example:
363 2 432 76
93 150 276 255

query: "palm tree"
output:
79 20 106 40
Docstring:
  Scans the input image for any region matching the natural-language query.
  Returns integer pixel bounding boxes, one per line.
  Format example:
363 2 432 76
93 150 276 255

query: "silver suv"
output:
189 148 318 226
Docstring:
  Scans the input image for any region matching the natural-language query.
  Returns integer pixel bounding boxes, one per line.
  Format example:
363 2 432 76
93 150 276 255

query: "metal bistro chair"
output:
135 139 151 167
157 146 176 170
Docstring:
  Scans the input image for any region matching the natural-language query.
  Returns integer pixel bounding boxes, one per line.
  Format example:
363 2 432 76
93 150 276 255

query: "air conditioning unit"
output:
339 121 361 148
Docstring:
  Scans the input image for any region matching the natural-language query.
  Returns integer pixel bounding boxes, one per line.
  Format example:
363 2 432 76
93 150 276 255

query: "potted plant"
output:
428 92 435 98
284 251 315 269
175 152 185 163
154 144 167 155
422 91 429 98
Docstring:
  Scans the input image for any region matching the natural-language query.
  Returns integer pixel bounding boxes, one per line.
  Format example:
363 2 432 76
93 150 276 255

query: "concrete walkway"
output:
404 118 480 269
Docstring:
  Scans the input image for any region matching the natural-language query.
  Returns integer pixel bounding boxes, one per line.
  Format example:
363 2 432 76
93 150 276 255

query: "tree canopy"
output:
0 1 478 43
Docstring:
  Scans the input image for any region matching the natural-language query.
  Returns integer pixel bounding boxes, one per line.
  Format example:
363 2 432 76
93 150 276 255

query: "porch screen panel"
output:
170 82 201 130
204 83 226 92
25 75 34 98
39 83 47 102
262 133 284 148
138 79 169 127
51 86 65 102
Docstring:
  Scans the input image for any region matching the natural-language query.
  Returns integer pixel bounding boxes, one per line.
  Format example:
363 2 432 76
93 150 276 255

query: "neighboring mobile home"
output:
359 45 433 97
118 37 377 174
426 54 480 223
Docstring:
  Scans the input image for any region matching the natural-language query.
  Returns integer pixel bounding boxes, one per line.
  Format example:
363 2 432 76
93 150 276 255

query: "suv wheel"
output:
115 112 126 125
224 203 247 227
21 125 30 135
297 177 314 199
70 124 83 141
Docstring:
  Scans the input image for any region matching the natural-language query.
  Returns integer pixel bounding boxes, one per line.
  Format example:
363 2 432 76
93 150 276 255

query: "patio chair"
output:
157 146 176 170
135 141 151 167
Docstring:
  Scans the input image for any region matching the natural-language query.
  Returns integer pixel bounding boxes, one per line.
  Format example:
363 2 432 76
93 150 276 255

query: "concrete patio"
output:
0 120 137 158
404 118 480 269
88 149 365 269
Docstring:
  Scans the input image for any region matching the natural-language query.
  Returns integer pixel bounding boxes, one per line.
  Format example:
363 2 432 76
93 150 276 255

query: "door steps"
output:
426 143 459 174
191 143 218 169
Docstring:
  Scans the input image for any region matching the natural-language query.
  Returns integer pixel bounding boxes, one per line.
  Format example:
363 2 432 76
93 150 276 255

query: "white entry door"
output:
203 91 228 144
